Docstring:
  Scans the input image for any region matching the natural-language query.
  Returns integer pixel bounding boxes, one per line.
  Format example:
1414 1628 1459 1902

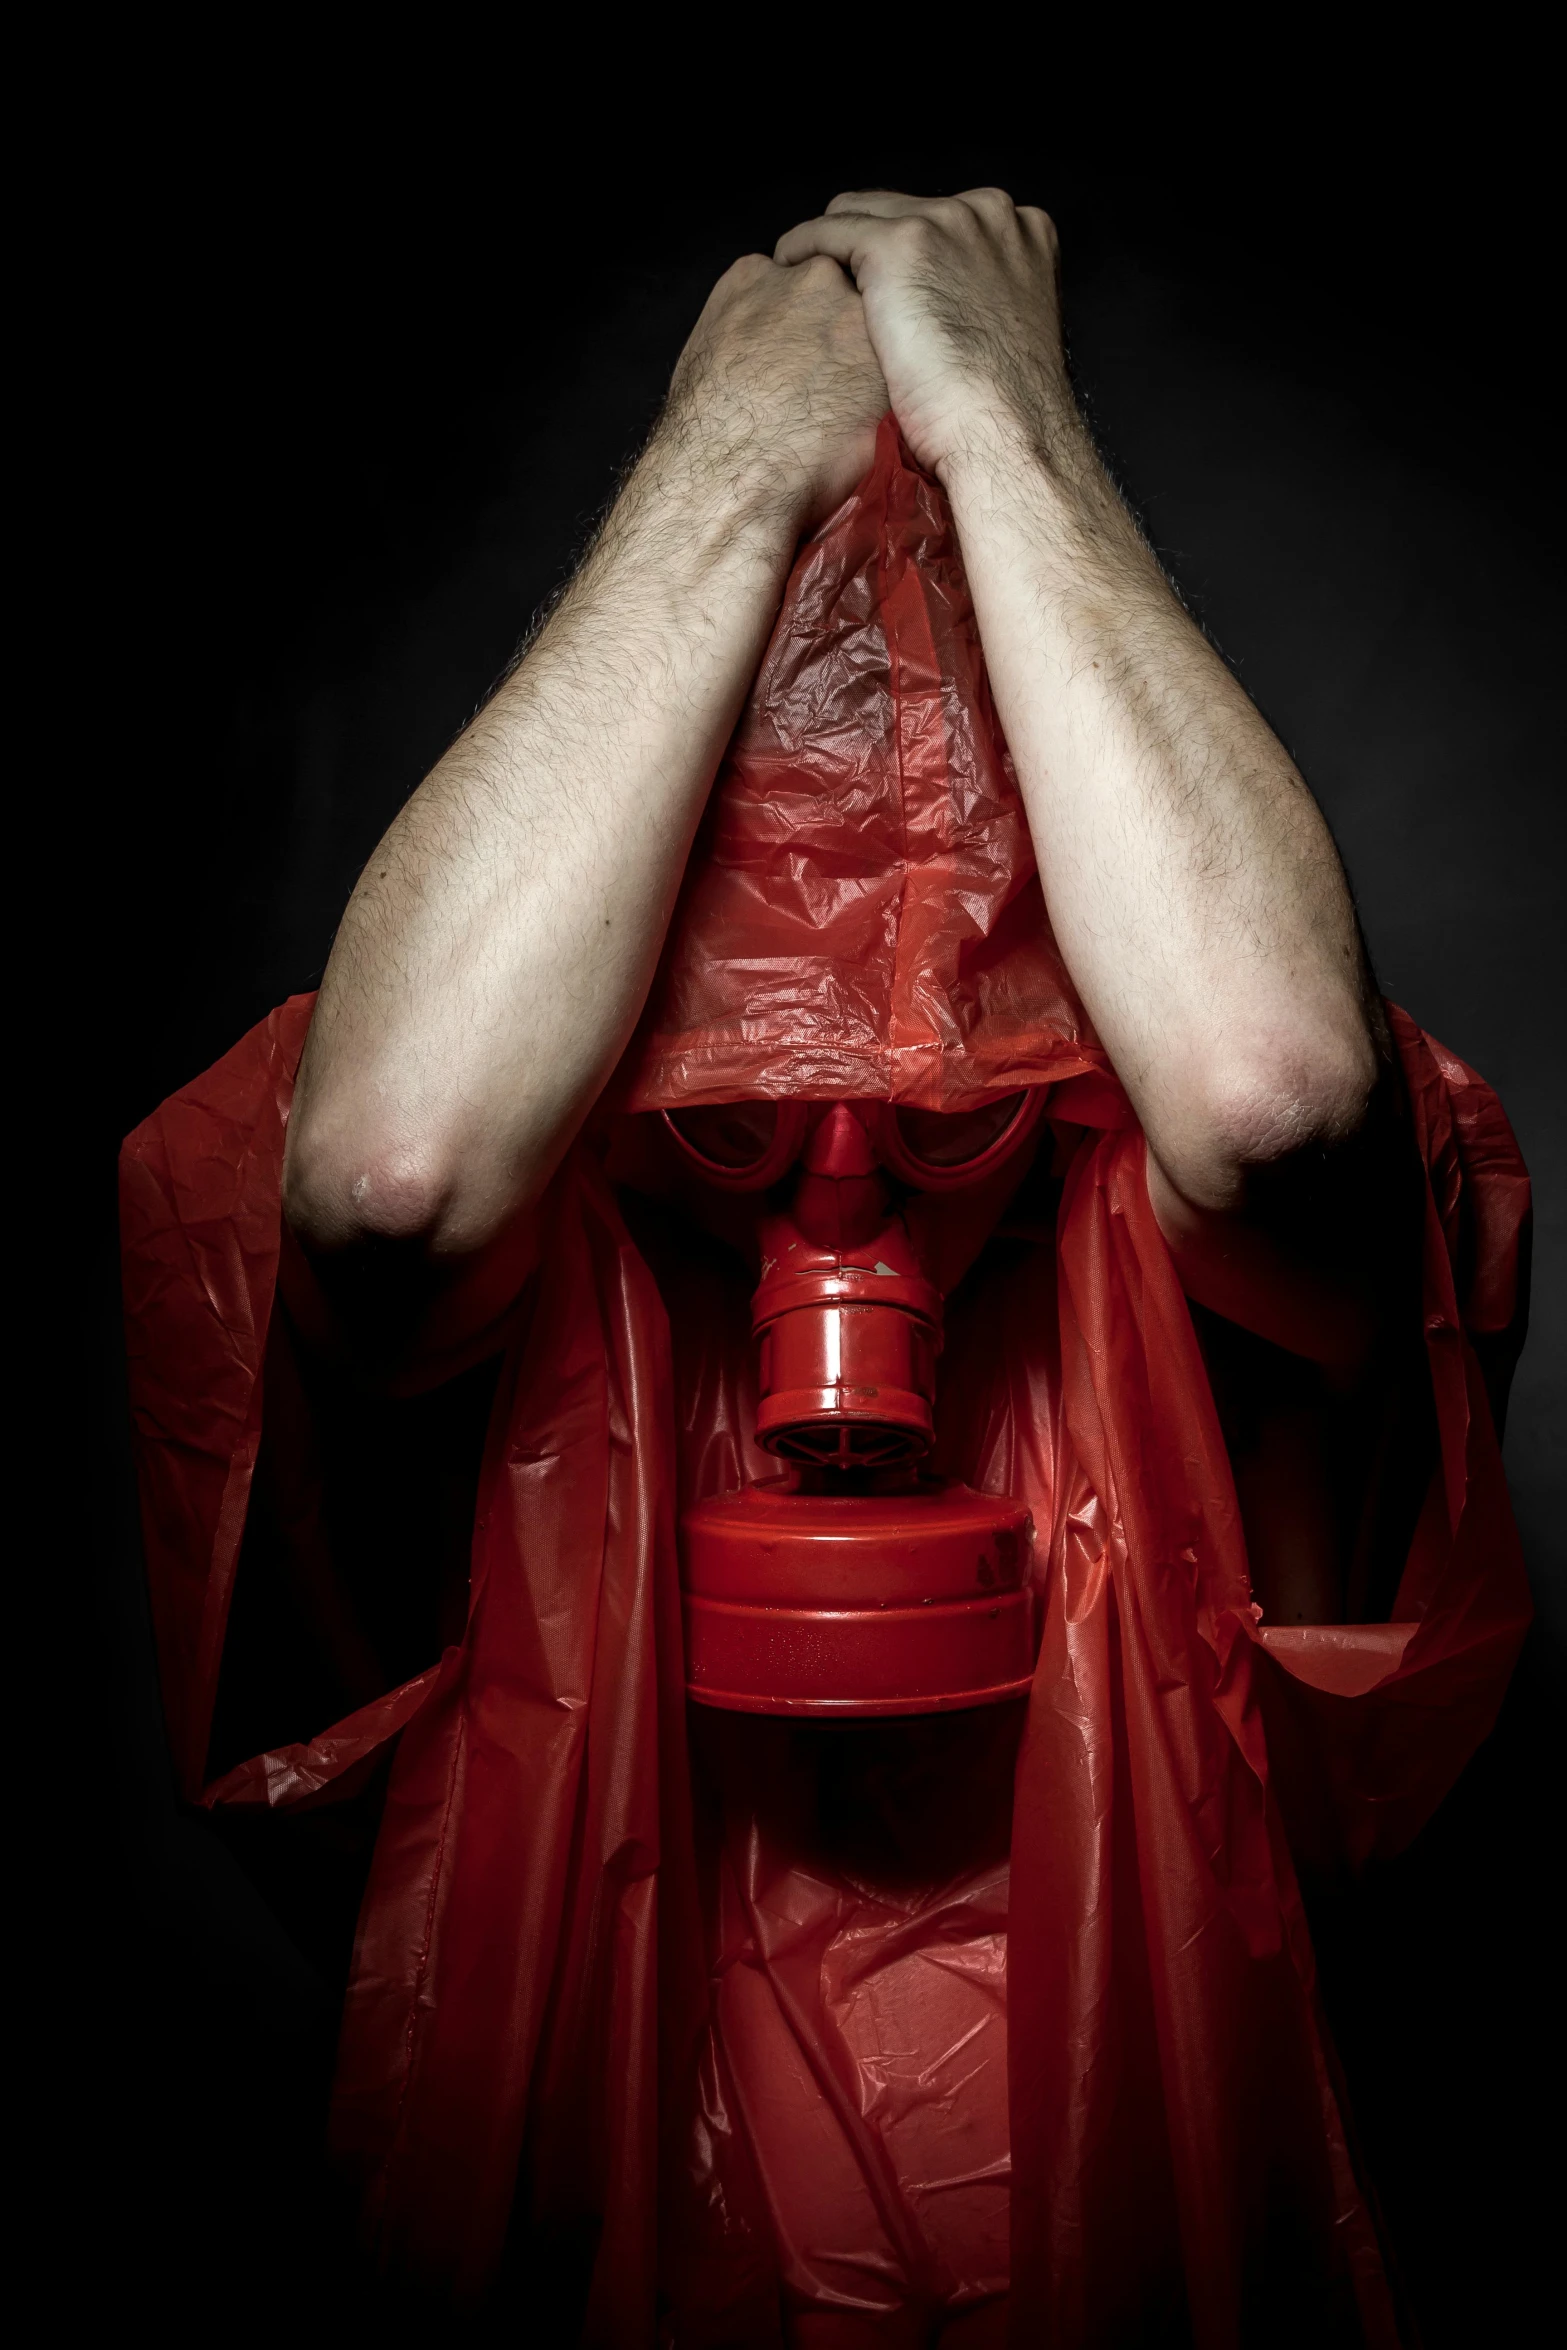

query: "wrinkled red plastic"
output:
614 423 1107 1115
121 422 1532 2344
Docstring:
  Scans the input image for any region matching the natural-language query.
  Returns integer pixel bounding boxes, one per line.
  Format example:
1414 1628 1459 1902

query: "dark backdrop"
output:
77 124 1562 2339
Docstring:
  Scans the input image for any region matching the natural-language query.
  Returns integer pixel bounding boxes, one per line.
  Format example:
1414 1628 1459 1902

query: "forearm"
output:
286 430 799 1257
944 418 1376 1215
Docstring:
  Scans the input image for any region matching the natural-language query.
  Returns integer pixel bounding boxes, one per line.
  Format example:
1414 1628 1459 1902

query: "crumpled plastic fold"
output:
615 420 1106 1114
121 423 1531 2347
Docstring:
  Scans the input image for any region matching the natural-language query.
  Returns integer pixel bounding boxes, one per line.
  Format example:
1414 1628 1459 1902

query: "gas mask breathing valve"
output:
674 1099 1039 1717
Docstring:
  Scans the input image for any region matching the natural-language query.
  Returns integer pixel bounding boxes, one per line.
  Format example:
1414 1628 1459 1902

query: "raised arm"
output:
283 257 885 1364
776 190 1388 1375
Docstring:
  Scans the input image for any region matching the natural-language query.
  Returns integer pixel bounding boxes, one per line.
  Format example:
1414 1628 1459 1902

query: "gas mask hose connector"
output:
751 1211 941 1470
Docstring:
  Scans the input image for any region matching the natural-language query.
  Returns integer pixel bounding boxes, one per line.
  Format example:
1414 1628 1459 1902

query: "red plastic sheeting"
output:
614 420 1106 1115
121 423 1532 2346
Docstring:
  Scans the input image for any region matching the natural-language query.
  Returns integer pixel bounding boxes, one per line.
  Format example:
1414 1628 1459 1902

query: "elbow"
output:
283 1117 455 1260
281 1111 545 1378
1219 1034 1378 1166
1174 1027 1380 1213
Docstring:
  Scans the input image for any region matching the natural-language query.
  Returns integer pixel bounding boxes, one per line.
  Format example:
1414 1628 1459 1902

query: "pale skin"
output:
284 191 1388 1610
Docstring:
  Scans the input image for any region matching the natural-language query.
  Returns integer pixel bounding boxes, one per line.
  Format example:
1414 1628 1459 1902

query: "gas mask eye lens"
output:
872 1089 1047 1190
661 1100 809 1190
894 1094 1030 1168
667 1102 781 1169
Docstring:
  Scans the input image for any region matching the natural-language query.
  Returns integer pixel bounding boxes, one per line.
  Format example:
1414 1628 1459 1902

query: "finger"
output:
774 213 887 272
823 189 928 218
1015 203 1059 252
953 185 1018 217
827 187 1020 222
818 188 1016 244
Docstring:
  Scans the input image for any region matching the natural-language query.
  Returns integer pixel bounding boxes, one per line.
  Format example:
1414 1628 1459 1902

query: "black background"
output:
71 89 1561 2341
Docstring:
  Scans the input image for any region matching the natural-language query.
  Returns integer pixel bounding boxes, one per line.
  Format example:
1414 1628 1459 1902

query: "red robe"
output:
120 429 1531 2347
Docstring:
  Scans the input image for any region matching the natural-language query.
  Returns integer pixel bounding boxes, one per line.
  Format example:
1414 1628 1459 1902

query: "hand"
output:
774 190 1075 483
662 251 888 531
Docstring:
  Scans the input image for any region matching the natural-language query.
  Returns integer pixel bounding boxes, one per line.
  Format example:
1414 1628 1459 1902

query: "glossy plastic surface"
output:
682 1478 1034 1715
752 1203 940 1470
121 424 1533 2344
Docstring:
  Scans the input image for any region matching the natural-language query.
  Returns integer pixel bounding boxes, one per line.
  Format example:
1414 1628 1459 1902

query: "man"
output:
285 190 1384 1411
122 192 1530 2344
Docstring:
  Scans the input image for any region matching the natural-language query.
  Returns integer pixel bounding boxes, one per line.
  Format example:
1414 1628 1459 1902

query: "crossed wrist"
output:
648 401 817 544
937 372 1089 490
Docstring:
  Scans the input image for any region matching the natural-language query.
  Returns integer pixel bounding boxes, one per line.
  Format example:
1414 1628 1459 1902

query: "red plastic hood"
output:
618 417 1106 1113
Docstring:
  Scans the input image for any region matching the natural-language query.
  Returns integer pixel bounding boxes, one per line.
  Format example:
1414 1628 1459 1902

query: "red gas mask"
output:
655 1091 1048 1718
